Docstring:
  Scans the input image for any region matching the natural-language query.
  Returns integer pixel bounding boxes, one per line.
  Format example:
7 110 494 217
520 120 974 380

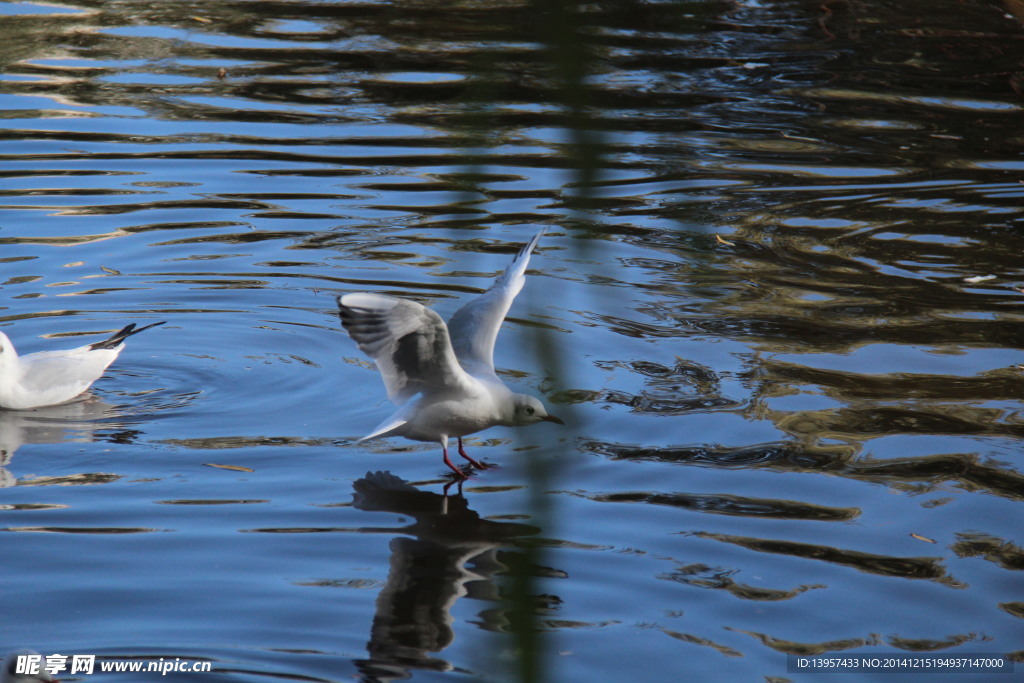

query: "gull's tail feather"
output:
358 410 410 442
89 321 166 350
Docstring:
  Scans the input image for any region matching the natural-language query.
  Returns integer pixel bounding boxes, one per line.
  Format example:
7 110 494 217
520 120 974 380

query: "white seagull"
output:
0 321 165 410
338 229 562 478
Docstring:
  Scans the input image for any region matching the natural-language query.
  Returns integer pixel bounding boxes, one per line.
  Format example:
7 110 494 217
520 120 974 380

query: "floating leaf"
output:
910 533 936 544
192 15 212 23
204 463 254 473
100 265 121 275
715 234 735 247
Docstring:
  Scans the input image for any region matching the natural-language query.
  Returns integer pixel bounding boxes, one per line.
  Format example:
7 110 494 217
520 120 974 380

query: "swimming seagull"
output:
0 321 165 410
337 229 562 478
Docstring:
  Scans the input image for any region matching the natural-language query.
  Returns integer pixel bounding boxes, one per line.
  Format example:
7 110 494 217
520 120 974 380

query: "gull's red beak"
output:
543 414 564 425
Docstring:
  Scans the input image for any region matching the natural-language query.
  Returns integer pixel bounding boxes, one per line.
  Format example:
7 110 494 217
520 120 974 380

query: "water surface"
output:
1 0 1022 681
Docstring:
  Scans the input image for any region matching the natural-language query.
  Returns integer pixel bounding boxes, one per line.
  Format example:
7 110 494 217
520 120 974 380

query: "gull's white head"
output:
509 393 563 427
0 332 16 370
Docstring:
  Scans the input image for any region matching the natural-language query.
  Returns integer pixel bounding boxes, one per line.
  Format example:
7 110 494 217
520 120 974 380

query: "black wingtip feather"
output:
89 320 166 350
507 227 546 268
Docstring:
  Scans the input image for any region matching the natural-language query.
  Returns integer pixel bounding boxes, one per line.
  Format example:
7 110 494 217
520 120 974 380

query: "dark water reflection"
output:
1 0 1023 680
350 472 540 681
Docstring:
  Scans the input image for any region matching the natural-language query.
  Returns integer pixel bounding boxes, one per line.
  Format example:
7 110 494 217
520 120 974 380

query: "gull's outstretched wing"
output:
447 229 545 379
338 293 477 404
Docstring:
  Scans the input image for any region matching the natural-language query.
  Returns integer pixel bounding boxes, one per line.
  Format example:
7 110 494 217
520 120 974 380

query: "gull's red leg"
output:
457 437 486 469
442 441 469 478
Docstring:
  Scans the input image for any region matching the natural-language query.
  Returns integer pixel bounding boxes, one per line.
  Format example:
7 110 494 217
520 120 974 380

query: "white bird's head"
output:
509 393 564 427
0 332 16 368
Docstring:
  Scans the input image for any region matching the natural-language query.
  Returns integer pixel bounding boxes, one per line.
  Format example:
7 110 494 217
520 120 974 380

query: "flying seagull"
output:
338 229 562 478
0 321 165 410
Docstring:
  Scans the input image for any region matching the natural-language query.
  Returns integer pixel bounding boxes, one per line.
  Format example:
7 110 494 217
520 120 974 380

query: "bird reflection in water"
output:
0 397 127 487
351 471 551 682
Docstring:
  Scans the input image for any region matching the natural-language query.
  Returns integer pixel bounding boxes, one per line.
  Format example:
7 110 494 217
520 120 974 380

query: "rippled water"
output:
2 0 1023 680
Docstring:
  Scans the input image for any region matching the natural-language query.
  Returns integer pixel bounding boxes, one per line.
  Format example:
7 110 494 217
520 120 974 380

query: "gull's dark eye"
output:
525 406 535 415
